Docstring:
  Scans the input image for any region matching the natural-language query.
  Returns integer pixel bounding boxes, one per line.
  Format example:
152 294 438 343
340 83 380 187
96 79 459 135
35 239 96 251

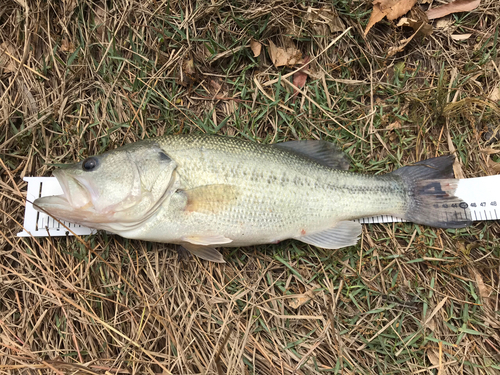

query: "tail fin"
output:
391 156 471 228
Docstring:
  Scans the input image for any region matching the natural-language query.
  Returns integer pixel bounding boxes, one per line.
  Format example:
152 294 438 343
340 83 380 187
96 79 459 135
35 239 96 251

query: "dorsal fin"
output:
274 140 349 170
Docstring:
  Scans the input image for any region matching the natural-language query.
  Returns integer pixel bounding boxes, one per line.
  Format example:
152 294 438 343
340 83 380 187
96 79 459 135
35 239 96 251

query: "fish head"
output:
34 142 177 230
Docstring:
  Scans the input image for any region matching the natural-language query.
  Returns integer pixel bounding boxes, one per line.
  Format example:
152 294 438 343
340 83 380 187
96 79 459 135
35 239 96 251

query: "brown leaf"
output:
480 148 500 155
60 37 75 53
386 31 418 57
289 290 315 309
426 0 481 20
208 79 222 95
427 349 440 366
447 129 465 179
63 0 78 15
0 41 17 73
396 7 433 36
435 16 454 29
364 4 386 35
386 120 402 130
94 3 108 37
487 158 500 174
365 0 418 35
183 57 195 75
268 40 302 67
292 55 310 96
250 39 262 57
489 85 500 102
306 7 345 33
451 33 472 40
470 268 493 309
178 57 197 87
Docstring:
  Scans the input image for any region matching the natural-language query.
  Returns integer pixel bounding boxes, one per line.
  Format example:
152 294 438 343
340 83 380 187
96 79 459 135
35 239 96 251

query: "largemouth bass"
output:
34 135 471 262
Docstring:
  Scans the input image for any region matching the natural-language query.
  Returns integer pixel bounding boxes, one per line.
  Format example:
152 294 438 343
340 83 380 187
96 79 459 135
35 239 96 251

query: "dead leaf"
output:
470 268 493 309
451 33 472 40
250 39 262 57
63 0 78 15
386 120 402 130
426 0 481 20
0 41 17 73
178 57 197 87
183 58 195 75
427 349 440 366
13 0 27 8
487 158 500 174
489 85 500 102
447 128 465 179
435 16 454 29
365 0 418 35
397 17 433 36
306 7 345 33
94 3 108 37
387 29 419 57
289 290 315 309
396 7 433 36
208 79 222 95
60 37 75 53
480 148 500 155
268 40 302 67
292 55 310 97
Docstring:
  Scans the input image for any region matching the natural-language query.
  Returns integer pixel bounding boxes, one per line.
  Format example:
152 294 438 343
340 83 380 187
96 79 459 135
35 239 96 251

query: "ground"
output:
1 0 499 374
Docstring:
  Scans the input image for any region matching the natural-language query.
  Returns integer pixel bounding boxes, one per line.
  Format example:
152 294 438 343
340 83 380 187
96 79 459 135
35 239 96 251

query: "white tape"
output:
17 175 499 237
17 177 96 237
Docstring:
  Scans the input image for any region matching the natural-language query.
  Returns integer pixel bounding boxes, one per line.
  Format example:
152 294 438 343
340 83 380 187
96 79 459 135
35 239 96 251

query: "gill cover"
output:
34 142 177 231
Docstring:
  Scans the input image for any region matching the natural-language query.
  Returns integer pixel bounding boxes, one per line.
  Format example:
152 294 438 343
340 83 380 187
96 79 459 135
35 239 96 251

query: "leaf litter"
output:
365 0 418 35
268 40 302 67
425 0 481 20
292 55 310 98
0 41 17 73
1 0 499 374
250 39 262 57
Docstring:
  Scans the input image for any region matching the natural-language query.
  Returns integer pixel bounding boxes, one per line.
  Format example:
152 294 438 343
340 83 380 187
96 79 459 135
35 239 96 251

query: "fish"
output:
33 134 472 262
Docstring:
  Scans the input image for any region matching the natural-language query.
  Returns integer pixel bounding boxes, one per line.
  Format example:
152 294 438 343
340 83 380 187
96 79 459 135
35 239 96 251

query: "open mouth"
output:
32 170 97 225
51 169 93 209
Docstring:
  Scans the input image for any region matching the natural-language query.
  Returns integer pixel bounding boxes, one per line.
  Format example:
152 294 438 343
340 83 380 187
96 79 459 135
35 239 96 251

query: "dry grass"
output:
1 0 500 374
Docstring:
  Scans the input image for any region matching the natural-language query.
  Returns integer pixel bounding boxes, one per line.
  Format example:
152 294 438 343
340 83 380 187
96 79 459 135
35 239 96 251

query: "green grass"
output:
1 0 499 374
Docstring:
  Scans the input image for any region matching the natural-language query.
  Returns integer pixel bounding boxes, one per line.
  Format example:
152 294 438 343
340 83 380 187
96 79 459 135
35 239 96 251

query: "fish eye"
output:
82 157 99 171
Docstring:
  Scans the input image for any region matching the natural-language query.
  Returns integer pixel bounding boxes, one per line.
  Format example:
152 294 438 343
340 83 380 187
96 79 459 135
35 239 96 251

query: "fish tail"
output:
391 155 471 228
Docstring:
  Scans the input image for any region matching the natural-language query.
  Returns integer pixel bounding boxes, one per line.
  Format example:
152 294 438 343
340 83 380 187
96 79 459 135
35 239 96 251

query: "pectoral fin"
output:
182 243 226 263
183 184 239 213
296 221 362 249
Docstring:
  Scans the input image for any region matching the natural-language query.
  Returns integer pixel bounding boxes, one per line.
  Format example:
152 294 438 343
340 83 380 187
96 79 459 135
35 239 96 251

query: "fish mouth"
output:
33 170 94 214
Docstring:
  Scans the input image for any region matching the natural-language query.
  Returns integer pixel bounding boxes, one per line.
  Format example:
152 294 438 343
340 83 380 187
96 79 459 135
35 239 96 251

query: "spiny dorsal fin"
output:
274 140 349 170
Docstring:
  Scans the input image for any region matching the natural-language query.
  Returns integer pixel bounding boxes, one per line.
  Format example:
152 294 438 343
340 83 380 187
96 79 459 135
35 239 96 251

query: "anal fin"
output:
296 221 362 249
182 243 226 263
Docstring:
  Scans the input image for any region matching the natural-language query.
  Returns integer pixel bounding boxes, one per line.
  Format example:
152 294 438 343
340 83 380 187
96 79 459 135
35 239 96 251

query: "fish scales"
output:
151 135 407 243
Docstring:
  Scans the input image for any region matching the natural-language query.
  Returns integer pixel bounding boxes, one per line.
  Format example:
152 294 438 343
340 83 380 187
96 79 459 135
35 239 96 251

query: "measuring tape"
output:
17 175 499 237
